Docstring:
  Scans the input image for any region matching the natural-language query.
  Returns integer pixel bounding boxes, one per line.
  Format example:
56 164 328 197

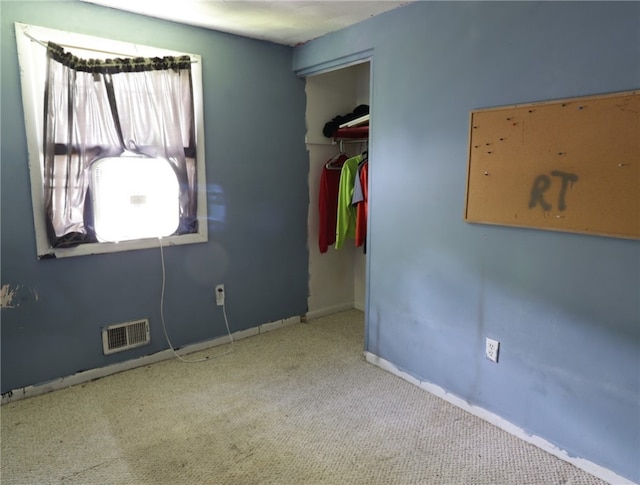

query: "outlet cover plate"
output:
486 337 499 363
215 284 225 306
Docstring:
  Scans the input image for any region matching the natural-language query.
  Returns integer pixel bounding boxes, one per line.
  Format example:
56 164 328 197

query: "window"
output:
15 23 208 258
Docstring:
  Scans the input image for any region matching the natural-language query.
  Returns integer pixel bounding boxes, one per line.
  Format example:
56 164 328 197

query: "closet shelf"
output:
338 114 370 129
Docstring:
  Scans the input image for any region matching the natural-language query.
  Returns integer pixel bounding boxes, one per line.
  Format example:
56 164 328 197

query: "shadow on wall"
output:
207 183 226 233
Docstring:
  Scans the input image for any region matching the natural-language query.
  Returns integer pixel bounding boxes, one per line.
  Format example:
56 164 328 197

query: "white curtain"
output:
43 43 197 247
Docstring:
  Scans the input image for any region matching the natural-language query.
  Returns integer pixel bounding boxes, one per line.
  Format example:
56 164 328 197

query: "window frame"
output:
15 22 208 259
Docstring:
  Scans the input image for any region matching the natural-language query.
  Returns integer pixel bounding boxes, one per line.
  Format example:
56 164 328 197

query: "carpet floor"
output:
1 309 607 484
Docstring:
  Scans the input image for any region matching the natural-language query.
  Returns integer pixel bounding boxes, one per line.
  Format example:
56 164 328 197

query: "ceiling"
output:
82 0 411 46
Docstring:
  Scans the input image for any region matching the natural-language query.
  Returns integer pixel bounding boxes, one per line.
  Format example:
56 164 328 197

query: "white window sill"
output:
38 232 208 260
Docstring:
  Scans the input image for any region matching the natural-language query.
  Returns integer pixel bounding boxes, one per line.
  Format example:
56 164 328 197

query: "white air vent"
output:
102 319 150 355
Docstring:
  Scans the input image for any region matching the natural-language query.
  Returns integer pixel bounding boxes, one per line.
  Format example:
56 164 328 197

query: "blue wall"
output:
1 2 309 392
295 1 639 482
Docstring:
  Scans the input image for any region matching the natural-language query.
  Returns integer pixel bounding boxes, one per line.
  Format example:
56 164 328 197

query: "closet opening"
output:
304 61 371 324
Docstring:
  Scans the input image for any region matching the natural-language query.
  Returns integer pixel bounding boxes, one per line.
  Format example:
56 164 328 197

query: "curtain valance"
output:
47 41 191 74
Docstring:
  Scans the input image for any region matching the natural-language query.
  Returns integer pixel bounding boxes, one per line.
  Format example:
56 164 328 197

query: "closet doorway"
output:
304 61 371 320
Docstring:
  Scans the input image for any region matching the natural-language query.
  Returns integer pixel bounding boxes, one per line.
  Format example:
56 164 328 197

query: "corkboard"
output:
464 91 640 239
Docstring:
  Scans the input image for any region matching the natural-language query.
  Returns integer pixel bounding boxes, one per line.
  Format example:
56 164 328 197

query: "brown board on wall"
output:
464 90 640 239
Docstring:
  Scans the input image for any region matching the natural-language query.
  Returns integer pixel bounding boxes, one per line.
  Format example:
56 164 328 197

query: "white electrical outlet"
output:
486 337 500 363
215 284 225 306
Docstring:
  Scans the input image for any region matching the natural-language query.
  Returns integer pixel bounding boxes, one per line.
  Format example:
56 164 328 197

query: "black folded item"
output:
352 104 369 117
323 105 369 138
323 115 345 137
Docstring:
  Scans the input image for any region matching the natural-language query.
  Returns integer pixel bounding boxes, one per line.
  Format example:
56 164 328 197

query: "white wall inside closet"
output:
305 62 370 319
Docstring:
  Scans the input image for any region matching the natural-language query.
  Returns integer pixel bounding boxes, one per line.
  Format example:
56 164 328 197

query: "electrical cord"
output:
158 238 233 363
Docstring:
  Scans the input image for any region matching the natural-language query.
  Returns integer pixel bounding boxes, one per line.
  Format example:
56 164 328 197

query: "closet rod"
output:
336 138 368 152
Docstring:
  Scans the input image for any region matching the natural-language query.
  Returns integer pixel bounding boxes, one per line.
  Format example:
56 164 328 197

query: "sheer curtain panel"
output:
43 42 197 248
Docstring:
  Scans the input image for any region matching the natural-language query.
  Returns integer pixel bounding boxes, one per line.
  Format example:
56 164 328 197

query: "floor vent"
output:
102 319 150 355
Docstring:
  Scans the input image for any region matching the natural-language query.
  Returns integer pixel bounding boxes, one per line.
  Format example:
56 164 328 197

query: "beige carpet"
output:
1 310 607 484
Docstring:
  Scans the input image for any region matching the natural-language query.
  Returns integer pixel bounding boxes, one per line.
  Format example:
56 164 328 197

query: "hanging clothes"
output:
335 154 363 249
318 153 348 253
353 160 368 248
351 154 367 206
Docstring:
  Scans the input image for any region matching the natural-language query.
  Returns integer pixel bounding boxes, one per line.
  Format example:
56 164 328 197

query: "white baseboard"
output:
364 352 636 485
1 315 300 405
306 302 355 320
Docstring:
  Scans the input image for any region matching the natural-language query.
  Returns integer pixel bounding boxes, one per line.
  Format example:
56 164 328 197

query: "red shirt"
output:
318 154 348 253
355 161 368 247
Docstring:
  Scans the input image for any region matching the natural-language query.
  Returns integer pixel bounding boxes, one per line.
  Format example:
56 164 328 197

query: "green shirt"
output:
335 154 362 249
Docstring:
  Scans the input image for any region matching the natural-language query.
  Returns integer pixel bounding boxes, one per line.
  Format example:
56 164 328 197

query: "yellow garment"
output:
335 155 362 249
